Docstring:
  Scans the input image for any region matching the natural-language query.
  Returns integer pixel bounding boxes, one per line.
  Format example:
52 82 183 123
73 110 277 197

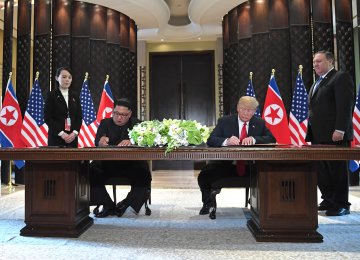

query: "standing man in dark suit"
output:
198 96 276 215
44 67 82 147
306 50 355 216
90 98 152 218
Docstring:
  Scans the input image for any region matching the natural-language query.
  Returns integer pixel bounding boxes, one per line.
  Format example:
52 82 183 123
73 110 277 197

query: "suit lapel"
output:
233 115 240 137
310 69 336 99
248 117 257 136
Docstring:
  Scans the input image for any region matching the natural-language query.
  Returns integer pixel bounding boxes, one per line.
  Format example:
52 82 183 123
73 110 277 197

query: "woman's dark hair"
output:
114 98 132 111
55 67 72 88
55 67 72 78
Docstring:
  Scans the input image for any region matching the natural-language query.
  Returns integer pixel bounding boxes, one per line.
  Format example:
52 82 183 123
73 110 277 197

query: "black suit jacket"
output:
95 117 141 146
207 114 276 147
306 69 354 143
44 88 82 146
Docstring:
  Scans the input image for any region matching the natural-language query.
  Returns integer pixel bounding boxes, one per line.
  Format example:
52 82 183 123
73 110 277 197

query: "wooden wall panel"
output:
312 0 333 53
335 0 355 81
237 2 252 103
90 5 107 110
228 7 238 44
53 0 72 88
16 0 32 115
120 14 130 48
71 1 91 95
250 0 270 112
34 0 51 94
107 9 120 44
269 0 291 113
289 0 312 92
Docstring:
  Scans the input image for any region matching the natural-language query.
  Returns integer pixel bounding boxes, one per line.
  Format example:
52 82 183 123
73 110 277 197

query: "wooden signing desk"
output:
1 145 360 242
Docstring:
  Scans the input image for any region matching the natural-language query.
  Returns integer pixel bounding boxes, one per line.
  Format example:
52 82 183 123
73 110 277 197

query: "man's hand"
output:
332 131 344 142
241 136 254 146
118 139 131 146
98 135 109 146
226 136 240 146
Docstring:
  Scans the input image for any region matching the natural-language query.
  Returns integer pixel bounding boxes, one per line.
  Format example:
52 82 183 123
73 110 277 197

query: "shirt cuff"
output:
73 130 79 136
335 130 345 135
58 131 65 136
222 139 228 146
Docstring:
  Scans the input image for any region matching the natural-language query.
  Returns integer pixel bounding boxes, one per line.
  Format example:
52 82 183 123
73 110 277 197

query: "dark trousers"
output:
198 161 248 204
314 140 351 209
90 160 152 212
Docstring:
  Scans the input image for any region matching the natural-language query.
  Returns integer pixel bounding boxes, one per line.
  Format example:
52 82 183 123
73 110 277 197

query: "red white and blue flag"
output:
262 75 291 144
289 72 308 145
0 77 26 168
96 79 114 124
349 85 360 172
20 78 48 147
78 78 97 147
245 78 261 117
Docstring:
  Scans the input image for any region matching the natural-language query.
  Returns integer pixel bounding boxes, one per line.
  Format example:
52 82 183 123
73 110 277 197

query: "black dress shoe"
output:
95 205 116 218
199 204 210 215
317 200 334 211
325 207 350 216
115 201 130 217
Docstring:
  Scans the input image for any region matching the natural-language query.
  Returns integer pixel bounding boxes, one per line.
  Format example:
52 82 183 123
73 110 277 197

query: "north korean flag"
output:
262 76 291 144
96 79 114 124
0 76 26 168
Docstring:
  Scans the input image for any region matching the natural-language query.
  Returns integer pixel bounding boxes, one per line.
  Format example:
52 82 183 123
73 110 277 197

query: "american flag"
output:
289 72 308 145
245 78 261 117
349 85 360 172
78 78 97 147
21 78 48 147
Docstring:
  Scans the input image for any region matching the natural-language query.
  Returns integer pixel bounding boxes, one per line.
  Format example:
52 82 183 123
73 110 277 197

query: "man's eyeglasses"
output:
113 111 130 117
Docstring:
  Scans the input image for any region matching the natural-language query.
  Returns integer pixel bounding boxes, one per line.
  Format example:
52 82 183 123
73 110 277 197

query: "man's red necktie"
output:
236 122 247 176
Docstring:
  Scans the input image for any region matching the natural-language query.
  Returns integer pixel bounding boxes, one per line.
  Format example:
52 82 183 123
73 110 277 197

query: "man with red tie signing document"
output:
197 96 276 215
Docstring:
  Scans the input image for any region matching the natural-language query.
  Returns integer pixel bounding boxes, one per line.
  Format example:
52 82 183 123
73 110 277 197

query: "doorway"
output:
149 51 215 170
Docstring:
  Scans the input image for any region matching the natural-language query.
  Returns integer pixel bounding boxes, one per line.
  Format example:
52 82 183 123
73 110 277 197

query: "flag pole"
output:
249 71 253 81
7 72 13 190
106 74 109 82
272 69 275 77
299 65 303 77
85 72 89 81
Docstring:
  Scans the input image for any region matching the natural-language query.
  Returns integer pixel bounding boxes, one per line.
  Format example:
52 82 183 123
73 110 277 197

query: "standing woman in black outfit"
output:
44 67 82 147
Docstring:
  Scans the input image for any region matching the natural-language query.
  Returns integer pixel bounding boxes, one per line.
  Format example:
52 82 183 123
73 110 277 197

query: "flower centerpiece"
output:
129 119 210 153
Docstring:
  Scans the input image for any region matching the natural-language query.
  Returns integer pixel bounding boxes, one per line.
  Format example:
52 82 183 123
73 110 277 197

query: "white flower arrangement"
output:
129 119 210 153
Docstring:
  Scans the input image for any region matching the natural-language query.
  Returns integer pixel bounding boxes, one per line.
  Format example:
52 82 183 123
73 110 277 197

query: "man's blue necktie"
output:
312 76 323 96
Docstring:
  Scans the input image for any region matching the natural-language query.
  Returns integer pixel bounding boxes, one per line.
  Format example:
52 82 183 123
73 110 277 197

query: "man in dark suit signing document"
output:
197 96 276 215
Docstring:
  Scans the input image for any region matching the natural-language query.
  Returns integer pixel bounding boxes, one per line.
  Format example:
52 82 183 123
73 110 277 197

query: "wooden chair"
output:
105 177 152 216
208 163 252 220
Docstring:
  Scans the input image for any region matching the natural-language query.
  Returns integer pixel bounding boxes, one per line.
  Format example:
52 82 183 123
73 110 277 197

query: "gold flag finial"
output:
84 72 89 80
8 72 12 79
298 65 303 77
35 71 40 80
249 72 253 81
271 69 275 77
106 74 109 81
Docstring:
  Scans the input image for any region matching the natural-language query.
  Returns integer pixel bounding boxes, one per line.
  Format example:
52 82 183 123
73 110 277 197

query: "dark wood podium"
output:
1 146 359 241
248 161 321 242
20 160 93 237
